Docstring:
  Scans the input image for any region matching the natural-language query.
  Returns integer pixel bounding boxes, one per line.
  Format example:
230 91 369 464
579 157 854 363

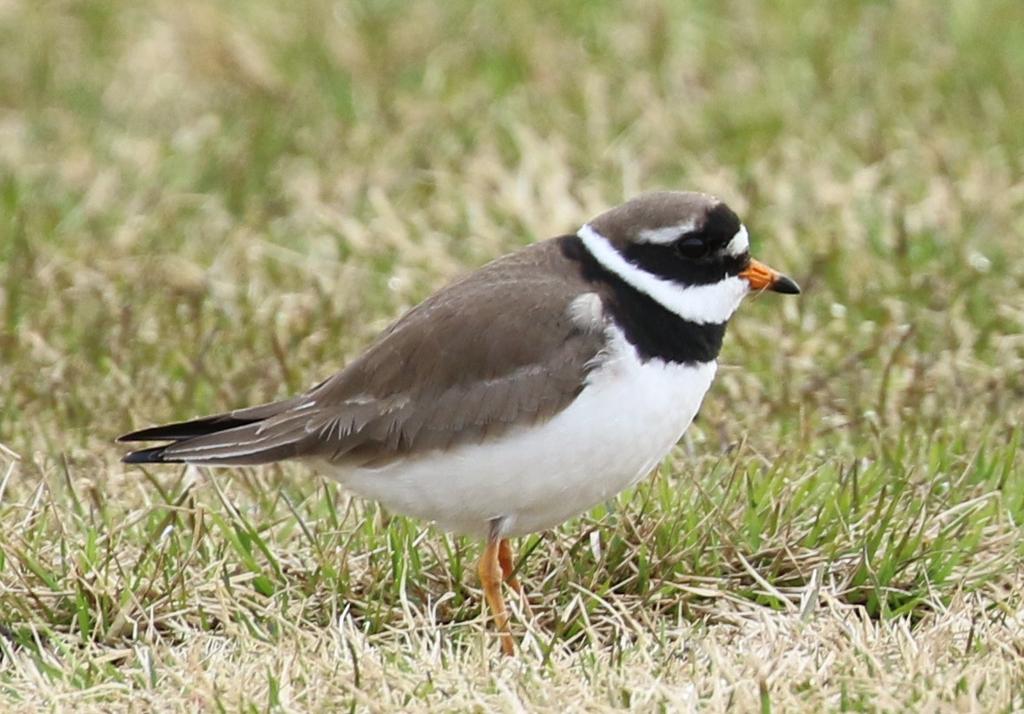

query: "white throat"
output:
577 224 749 324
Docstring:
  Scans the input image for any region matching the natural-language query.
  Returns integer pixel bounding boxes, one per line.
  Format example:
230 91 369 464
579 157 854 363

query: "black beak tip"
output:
772 274 801 295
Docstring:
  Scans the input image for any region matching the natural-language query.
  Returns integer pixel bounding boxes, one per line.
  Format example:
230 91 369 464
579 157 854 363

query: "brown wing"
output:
120 238 607 467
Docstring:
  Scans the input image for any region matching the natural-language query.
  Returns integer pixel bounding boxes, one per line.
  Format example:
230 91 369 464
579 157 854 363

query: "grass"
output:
2 0 1024 709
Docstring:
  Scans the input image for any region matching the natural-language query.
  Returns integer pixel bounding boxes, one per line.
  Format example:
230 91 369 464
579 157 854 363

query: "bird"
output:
119 190 800 656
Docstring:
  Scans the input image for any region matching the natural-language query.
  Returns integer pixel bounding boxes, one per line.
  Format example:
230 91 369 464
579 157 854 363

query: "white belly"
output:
323 333 717 538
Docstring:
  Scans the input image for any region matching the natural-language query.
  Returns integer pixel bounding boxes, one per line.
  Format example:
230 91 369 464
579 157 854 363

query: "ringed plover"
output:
119 191 800 656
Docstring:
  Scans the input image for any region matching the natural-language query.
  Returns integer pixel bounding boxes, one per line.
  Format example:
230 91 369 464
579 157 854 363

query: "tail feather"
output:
123 446 175 464
119 396 311 466
118 397 306 443
118 414 261 444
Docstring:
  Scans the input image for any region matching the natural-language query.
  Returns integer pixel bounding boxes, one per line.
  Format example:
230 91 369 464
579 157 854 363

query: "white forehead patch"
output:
577 224 749 324
637 220 699 245
726 225 750 256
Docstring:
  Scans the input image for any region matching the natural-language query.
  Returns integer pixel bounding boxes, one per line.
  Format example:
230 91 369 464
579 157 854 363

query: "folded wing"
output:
119 239 606 467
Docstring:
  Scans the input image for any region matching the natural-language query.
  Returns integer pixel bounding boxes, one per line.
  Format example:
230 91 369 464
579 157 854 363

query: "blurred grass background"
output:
1 0 1023 710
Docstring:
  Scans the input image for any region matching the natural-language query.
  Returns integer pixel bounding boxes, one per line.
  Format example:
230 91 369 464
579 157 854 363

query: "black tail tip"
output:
122 447 170 464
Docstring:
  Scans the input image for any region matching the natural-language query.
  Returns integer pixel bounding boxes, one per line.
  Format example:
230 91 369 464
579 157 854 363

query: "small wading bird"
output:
120 191 800 656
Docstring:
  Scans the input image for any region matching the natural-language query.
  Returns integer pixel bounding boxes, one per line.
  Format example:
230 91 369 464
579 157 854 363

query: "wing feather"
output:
120 237 606 467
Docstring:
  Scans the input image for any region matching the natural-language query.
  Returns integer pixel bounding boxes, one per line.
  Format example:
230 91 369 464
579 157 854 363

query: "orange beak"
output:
739 259 801 294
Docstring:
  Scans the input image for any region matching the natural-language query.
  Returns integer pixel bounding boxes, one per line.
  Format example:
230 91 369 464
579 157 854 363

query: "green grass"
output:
2 0 1024 710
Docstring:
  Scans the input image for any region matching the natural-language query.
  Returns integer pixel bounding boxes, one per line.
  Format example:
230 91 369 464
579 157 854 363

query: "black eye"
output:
673 236 708 259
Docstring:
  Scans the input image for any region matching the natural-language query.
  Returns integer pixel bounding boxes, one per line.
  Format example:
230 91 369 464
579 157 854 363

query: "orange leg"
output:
498 538 533 619
479 537 515 656
497 539 521 593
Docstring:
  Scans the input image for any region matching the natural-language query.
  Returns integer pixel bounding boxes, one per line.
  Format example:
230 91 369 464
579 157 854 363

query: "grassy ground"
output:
2 0 1024 710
